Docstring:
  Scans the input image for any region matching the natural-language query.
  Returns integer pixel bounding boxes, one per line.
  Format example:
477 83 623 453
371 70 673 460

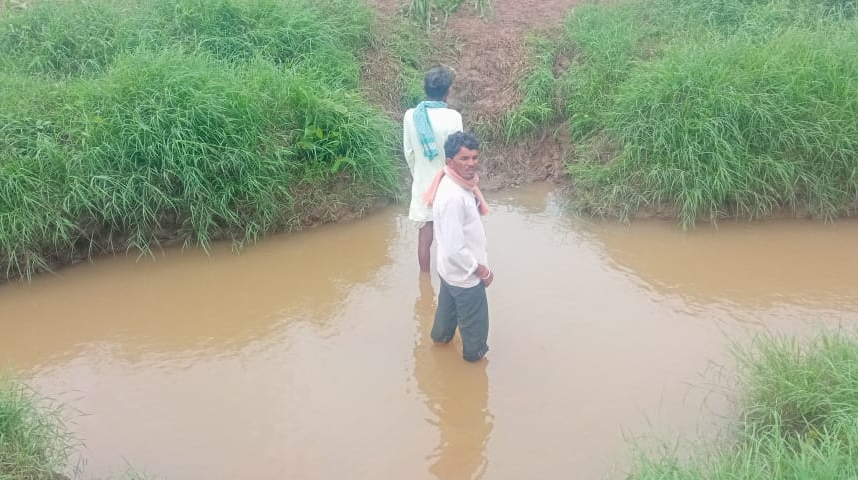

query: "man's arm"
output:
403 112 416 174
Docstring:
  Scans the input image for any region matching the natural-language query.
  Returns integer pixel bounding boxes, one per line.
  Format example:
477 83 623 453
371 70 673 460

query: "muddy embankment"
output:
362 0 582 191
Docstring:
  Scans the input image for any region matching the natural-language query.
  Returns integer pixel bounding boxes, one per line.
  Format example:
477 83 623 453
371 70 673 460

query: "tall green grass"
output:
502 35 558 142
629 330 858 479
0 0 371 85
573 28 858 225
512 0 858 226
0 373 74 479
407 0 493 28
0 372 155 478
0 0 402 280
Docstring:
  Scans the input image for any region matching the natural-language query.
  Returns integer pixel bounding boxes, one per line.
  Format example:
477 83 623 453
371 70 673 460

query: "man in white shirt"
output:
403 66 463 273
423 132 493 362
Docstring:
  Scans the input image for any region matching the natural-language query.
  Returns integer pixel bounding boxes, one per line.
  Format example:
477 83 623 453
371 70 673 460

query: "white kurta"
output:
432 176 488 288
403 107 463 223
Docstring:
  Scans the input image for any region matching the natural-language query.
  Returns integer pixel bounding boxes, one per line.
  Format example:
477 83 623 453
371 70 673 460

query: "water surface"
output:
2 183 857 479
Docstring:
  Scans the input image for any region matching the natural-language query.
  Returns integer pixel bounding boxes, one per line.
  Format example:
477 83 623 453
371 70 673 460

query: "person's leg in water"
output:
431 278 458 345
456 283 489 362
418 221 434 273
431 279 489 361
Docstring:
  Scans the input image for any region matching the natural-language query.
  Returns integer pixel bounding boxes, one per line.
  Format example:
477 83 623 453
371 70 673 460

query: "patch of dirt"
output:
443 0 579 120
363 0 583 189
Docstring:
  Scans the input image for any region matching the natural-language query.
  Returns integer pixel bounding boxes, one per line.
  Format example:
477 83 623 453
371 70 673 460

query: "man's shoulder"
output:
428 107 461 119
440 107 461 117
428 110 462 134
435 177 467 204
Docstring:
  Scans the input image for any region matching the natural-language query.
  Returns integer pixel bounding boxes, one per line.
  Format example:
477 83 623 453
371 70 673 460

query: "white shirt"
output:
403 107 463 222
432 176 488 288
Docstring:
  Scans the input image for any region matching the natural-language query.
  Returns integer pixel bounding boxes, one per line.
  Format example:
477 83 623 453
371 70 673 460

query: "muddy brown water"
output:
2 183 858 479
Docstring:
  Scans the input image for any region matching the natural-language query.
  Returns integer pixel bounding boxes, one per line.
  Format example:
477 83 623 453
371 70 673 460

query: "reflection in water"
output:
0 211 397 369
413 275 493 480
583 218 858 311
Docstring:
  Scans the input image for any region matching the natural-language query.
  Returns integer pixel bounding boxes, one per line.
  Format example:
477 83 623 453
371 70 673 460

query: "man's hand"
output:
476 264 494 288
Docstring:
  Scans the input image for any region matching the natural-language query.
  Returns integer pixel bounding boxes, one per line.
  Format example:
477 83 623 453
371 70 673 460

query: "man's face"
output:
447 146 480 180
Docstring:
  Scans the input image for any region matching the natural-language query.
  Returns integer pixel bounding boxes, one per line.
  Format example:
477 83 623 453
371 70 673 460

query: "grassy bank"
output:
510 0 858 227
628 329 858 479
0 0 407 280
0 373 152 479
0 373 73 479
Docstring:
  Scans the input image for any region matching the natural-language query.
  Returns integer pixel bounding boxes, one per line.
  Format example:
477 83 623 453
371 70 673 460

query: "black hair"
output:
444 131 480 159
424 66 454 100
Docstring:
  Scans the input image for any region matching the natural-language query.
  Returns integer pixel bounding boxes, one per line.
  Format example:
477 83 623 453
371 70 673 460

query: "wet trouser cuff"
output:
463 345 489 362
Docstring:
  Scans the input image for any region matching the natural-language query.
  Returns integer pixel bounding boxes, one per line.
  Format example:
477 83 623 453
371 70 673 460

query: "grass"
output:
0 0 371 84
0 372 157 479
0 373 74 479
407 0 494 28
502 34 562 142
628 329 858 479
511 0 858 227
364 16 440 112
0 0 407 281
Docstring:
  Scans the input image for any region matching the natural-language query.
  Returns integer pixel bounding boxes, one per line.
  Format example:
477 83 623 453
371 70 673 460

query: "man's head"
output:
424 66 454 101
444 132 480 180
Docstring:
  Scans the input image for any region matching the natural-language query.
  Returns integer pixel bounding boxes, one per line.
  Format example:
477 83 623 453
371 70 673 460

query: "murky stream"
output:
2 183 858 479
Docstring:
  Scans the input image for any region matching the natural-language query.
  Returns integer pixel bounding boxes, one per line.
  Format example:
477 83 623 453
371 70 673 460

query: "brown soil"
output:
363 0 583 191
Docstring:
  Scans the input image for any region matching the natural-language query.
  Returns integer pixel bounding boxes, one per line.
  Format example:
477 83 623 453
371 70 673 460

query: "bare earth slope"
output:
366 0 583 190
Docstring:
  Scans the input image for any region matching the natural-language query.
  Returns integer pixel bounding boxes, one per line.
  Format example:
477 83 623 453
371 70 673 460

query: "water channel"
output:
2 183 857 479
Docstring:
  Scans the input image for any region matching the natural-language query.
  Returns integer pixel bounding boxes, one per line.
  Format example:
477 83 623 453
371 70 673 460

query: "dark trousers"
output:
431 278 490 362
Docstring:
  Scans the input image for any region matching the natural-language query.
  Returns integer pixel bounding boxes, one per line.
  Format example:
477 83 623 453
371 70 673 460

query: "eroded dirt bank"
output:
364 0 582 190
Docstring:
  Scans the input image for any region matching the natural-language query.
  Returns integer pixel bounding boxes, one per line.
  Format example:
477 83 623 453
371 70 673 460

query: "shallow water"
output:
2 183 857 479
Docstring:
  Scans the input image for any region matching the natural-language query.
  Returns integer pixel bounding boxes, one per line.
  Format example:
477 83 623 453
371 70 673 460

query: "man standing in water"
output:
423 132 492 362
403 66 463 273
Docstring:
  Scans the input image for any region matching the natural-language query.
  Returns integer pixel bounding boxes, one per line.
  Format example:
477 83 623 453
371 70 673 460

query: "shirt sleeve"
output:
436 195 479 276
403 112 415 173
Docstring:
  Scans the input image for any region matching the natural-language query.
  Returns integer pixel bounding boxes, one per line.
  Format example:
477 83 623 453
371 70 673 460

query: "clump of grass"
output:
628 329 858 479
571 26 858 227
0 0 127 76
738 331 858 440
502 35 559 142
0 0 404 281
407 0 493 28
137 0 372 89
0 0 372 86
512 0 858 226
0 373 75 479
0 373 158 479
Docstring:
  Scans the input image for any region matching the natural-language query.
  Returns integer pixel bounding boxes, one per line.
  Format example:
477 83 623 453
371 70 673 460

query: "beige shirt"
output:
432 176 488 288
403 107 463 222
